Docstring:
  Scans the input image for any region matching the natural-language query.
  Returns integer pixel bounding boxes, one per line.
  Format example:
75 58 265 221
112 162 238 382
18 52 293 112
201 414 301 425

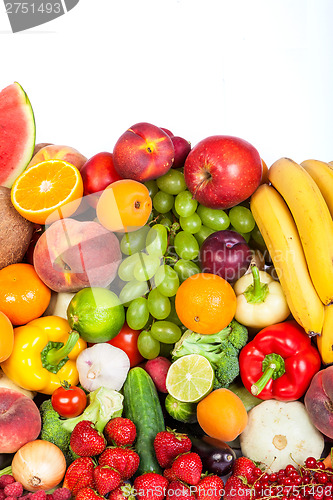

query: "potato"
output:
0 186 34 270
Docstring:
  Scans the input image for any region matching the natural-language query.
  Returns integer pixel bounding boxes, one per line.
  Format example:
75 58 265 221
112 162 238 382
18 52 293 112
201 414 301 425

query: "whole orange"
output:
175 273 237 334
96 179 152 232
197 388 248 442
0 263 51 325
0 312 14 362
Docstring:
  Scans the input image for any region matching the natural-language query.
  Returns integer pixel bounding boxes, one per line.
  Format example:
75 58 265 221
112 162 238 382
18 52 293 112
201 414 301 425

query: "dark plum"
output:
199 229 252 283
171 136 191 169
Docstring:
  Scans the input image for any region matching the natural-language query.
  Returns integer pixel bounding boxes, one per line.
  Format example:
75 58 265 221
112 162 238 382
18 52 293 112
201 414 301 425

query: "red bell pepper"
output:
239 321 321 401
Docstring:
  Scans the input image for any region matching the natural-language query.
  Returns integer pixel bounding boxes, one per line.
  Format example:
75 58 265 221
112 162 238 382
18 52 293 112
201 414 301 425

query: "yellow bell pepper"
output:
1 316 86 395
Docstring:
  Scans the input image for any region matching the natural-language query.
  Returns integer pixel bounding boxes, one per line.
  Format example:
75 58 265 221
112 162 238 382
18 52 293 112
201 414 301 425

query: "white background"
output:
0 0 332 167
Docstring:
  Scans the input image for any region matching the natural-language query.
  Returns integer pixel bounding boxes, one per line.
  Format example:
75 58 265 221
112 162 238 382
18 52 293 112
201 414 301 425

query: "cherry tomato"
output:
108 323 144 367
51 383 87 418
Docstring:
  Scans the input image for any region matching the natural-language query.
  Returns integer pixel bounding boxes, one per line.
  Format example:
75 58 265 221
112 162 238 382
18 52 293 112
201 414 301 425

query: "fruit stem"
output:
41 331 80 374
251 353 286 396
243 265 269 304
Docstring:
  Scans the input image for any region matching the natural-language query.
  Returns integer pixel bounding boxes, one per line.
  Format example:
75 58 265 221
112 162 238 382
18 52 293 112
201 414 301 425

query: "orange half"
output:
11 159 83 224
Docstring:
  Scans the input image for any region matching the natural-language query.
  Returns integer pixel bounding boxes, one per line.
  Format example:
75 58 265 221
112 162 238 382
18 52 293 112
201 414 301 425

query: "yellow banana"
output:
268 157 333 305
317 304 333 364
301 159 333 218
250 184 324 336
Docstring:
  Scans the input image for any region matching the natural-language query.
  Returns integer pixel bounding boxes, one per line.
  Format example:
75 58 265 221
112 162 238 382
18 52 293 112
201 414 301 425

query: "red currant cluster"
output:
250 457 333 500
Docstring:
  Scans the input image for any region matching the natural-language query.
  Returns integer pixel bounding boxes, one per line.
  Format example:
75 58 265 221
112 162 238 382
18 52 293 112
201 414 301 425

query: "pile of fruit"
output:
1 79 333 500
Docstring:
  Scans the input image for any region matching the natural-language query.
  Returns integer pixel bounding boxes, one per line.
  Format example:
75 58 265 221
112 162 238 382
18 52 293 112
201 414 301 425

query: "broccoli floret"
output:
172 320 248 365
228 319 248 350
172 320 248 390
213 354 240 389
39 399 72 466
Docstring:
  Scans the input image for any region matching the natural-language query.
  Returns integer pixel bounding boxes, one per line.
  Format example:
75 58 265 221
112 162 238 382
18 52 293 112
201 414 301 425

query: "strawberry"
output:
104 417 136 447
195 475 224 500
232 457 256 484
70 420 106 457
166 480 195 499
93 465 121 496
170 452 202 486
109 483 137 500
98 446 140 479
224 476 252 500
76 487 103 500
63 456 95 496
133 472 169 500
163 468 178 482
154 429 192 468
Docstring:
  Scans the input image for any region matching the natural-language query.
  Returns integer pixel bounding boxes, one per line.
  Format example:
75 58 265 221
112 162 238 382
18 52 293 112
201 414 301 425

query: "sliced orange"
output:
11 159 84 224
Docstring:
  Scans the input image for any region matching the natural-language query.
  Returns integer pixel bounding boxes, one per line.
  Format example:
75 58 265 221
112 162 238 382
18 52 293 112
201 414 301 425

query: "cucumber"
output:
123 367 165 475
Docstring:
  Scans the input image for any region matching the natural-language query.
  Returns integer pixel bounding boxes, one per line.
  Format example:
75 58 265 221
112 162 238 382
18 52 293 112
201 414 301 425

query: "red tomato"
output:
108 323 144 367
51 384 87 418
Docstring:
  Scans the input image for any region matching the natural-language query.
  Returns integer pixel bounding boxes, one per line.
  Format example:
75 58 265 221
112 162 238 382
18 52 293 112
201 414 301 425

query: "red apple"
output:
171 136 191 169
113 122 175 182
184 135 262 209
80 152 123 208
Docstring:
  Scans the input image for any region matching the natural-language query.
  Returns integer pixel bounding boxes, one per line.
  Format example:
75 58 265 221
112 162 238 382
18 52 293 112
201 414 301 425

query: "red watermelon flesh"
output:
0 82 36 188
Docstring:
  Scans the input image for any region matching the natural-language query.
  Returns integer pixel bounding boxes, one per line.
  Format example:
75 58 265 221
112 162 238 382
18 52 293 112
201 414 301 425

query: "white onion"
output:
11 440 66 492
76 343 130 392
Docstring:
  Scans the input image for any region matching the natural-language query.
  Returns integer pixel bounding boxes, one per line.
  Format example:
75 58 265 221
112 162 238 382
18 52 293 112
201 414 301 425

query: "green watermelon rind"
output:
0 82 36 188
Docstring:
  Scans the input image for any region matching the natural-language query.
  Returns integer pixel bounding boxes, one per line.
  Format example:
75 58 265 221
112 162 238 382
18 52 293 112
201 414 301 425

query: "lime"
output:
165 354 214 403
165 394 198 423
67 287 125 343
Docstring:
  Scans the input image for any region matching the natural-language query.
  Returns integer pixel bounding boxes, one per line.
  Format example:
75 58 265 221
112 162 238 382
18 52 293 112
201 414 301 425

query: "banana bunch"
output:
251 158 333 363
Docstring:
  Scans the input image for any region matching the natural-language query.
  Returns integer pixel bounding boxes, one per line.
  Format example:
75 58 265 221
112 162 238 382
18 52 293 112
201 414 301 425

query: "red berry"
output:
154 429 192 469
70 421 106 457
4 481 23 498
253 468 262 478
52 489 72 500
98 446 140 480
305 457 317 468
104 418 136 447
318 473 329 484
317 462 326 470
134 473 168 500
30 492 47 500
0 476 15 489
170 452 202 486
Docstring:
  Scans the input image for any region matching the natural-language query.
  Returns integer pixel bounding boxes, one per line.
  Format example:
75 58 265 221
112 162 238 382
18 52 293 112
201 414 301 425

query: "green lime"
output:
165 394 198 423
67 287 125 343
165 354 214 403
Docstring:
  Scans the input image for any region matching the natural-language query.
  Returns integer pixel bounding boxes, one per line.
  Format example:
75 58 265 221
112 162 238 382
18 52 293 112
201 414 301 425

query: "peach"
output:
28 144 87 170
113 122 175 182
33 218 122 293
304 365 333 438
0 388 41 453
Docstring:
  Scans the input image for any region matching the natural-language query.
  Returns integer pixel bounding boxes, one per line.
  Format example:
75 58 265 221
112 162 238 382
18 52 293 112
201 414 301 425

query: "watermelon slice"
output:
0 82 36 188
